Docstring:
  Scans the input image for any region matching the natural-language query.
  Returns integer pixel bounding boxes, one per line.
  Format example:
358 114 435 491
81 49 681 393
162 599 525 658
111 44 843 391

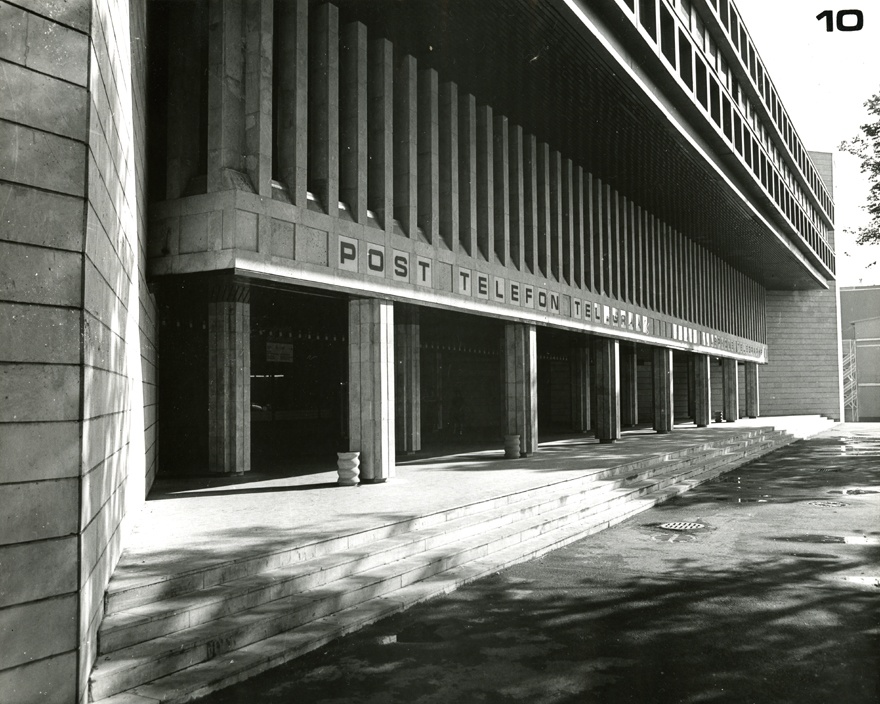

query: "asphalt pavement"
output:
196 424 880 704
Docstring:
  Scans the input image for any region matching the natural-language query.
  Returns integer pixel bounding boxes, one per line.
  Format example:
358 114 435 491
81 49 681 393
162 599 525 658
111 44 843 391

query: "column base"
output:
598 438 615 444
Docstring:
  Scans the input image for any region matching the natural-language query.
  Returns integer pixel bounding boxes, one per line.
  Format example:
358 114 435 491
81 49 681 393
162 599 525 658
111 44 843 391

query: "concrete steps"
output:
90 427 797 703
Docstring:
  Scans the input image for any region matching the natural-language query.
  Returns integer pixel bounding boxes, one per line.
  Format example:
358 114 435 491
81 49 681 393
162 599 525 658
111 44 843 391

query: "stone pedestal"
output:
349 298 395 481
208 283 251 474
694 353 712 427
594 337 621 443
394 305 421 454
504 322 538 456
745 362 760 418
504 434 521 459
722 357 739 422
652 347 674 434
336 451 360 486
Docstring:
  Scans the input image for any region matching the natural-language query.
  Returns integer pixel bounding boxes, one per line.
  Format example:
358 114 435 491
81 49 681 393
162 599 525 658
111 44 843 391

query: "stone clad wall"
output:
0 1 155 701
78 0 156 699
761 288 843 421
0 2 92 700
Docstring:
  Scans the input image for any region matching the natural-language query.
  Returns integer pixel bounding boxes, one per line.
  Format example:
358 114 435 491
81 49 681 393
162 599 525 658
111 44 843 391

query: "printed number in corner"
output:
816 9 864 32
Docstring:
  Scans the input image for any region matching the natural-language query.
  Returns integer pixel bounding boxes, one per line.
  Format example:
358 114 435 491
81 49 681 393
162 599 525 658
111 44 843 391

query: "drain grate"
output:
659 522 706 531
808 501 847 508
845 489 879 495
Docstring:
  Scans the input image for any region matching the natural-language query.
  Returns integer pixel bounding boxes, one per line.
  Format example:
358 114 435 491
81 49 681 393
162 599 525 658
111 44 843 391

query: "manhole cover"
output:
659 522 706 531
808 501 847 508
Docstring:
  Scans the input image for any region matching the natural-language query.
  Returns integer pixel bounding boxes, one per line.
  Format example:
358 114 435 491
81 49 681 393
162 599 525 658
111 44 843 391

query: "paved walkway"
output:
192 424 880 704
116 417 824 594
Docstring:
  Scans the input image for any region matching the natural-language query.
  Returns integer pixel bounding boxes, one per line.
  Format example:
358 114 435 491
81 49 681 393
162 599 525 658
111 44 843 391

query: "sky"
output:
732 0 880 286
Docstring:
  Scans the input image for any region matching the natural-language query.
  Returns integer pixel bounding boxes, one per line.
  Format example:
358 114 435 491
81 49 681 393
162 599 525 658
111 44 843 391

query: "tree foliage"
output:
839 90 880 245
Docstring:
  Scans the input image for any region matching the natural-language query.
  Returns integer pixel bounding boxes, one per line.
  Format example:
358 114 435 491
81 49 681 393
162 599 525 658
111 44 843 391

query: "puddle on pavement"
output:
394 622 444 643
775 534 878 545
789 552 840 560
835 575 880 588
776 534 847 544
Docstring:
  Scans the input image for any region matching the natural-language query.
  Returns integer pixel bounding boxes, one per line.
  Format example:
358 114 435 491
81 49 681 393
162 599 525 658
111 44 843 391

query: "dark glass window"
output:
709 78 720 125
660 5 676 65
639 0 657 39
722 95 732 140
695 58 708 107
678 31 693 87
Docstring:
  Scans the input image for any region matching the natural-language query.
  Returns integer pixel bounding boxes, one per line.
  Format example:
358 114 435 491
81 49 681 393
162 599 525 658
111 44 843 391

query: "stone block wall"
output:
0 1 156 701
78 1 156 700
0 2 91 700
761 287 843 421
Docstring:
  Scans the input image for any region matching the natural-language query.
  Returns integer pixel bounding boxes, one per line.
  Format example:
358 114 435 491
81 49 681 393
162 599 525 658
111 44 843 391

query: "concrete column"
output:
745 362 760 418
687 354 696 420
394 305 421 454
570 343 591 433
208 282 251 474
340 21 368 223
504 323 538 455
349 298 395 481
594 337 621 443
653 347 674 434
275 0 308 206
309 3 339 217
694 353 711 427
244 0 273 197
722 358 739 422
621 344 639 427
207 0 244 192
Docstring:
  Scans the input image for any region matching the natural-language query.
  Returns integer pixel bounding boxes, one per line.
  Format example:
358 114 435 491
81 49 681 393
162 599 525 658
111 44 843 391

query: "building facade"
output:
0 0 842 701
841 286 880 421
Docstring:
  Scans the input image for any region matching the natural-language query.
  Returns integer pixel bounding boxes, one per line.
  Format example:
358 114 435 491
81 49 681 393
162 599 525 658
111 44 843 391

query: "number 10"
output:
816 9 864 32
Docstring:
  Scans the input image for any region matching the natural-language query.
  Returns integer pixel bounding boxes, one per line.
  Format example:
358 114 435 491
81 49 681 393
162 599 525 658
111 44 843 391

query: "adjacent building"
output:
841 285 880 421
0 0 843 701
